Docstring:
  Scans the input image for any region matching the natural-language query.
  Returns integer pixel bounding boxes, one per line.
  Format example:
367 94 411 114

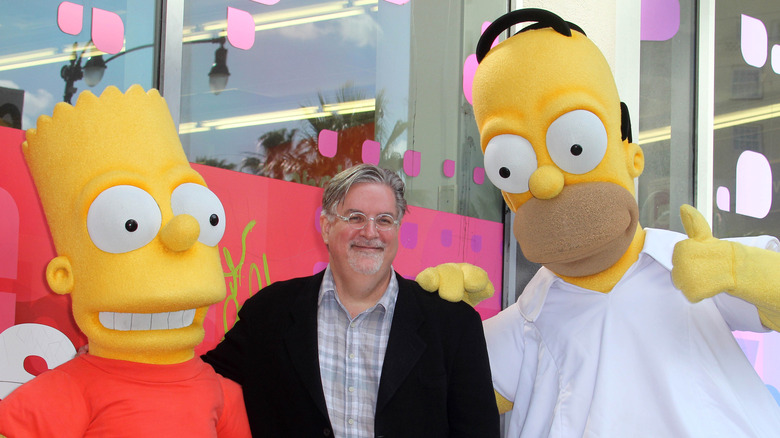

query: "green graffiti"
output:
221 220 271 334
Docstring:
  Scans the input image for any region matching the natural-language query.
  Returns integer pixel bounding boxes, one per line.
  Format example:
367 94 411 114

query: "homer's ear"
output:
627 142 644 179
46 256 74 295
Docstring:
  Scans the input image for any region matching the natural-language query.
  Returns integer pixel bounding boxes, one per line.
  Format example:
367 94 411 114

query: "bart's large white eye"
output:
546 110 608 174
87 185 162 254
170 183 226 247
483 134 538 194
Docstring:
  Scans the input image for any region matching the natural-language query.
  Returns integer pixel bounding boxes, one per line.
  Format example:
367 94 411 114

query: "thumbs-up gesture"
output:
671 205 737 302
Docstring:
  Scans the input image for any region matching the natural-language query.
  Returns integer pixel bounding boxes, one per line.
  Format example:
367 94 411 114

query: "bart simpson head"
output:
23 85 226 364
472 9 645 279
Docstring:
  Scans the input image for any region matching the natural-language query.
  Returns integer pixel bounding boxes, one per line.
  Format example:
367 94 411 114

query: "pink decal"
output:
0 293 14 333
362 140 381 165
383 0 410 5
227 7 256 51
734 331 765 377
735 150 772 219
403 150 421 177
463 54 478 104
773 45 780 74
0 188 18 280
318 129 338 158
251 0 281 4
640 0 680 41
741 15 768 68
482 21 499 49
313 261 328 275
400 222 418 249
315 206 323 233
91 8 124 54
471 234 482 253
716 186 731 212
57 2 83 35
443 159 455 178
440 229 452 247
473 167 485 185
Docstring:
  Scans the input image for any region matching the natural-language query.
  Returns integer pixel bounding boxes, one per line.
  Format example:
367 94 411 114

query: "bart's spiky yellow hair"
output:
23 85 187 253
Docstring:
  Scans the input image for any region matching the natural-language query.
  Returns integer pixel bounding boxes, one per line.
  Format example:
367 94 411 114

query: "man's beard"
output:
347 238 386 275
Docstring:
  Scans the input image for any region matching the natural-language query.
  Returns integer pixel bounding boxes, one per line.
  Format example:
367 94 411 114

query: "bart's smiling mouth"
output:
98 309 196 331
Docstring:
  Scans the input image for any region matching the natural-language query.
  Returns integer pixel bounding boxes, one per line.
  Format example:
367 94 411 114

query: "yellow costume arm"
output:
495 389 513 415
672 205 780 331
416 263 495 307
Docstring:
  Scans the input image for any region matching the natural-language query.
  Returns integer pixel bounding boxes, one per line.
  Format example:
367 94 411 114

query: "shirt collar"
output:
318 265 399 314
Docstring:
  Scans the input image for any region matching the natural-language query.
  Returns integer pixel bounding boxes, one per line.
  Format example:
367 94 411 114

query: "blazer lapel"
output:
283 272 330 421
375 276 425 413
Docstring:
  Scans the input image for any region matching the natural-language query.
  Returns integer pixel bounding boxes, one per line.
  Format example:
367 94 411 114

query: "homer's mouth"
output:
98 309 196 331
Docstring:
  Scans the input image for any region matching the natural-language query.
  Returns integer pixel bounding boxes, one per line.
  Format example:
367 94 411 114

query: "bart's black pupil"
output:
125 219 138 232
570 144 583 156
499 167 511 178
209 214 220 226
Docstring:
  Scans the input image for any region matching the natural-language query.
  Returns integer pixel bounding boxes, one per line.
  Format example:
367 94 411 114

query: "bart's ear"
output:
46 256 74 295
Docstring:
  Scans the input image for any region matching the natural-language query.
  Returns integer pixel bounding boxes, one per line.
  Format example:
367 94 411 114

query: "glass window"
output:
178 0 504 222
637 0 697 232
712 2 780 238
0 1 159 130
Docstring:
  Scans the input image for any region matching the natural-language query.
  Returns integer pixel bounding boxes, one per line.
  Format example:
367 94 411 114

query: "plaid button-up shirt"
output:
317 266 398 438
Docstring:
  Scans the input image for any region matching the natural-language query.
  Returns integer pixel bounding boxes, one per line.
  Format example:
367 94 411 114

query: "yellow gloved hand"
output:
672 205 780 331
415 263 495 307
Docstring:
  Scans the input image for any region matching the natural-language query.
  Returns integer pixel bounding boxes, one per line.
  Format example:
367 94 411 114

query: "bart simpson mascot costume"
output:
0 85 250 437
448 8 780 437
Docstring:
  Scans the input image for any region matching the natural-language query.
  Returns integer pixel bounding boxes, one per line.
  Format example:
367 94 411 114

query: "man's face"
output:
320 182 400 278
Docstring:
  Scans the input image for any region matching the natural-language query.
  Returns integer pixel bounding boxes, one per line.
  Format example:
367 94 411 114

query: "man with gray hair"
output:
204 163 499 437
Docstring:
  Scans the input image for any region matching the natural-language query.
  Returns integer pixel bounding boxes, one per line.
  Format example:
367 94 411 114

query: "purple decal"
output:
773 45 780 74
741 15 768 68
716 186 731 212
640 0 680 41
318 129 338 158
463 54 478 104
470 234 482 253
383 0 410 5
440 229 452 247
362 140 381 165
91 8 124 54
57 2 83 36
736 150 772 219
473 167 485 185
227 7 256 50
443 159 455 178
251 0 280 4
400 222 418 249
403 150 421 177
313 261 328 275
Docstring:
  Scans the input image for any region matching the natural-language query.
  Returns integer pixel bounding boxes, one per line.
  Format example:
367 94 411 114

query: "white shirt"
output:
486 228 780 437
317 266 398 438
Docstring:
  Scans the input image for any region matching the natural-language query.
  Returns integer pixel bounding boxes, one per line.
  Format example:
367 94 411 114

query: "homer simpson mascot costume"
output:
419 8 780 437
0 85 250 437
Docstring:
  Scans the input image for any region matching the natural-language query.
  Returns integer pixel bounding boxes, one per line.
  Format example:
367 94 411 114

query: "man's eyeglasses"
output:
333 211 400 231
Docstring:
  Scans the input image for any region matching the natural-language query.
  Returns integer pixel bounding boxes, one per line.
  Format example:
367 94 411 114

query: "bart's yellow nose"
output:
529 165 564 200
160 214 200 252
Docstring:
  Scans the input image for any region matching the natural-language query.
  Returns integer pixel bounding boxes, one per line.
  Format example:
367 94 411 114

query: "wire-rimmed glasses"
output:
333 211 400 231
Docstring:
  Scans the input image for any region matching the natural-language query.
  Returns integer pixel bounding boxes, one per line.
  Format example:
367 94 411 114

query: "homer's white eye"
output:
170 183 226 247
546 110 608 175
87 185 162 254
483 134 538 194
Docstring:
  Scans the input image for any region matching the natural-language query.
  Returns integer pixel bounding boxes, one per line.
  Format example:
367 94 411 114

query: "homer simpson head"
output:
472 9 645 281
23 85 226 365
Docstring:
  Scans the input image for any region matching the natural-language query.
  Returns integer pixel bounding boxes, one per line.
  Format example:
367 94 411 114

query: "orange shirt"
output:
0 355 249 437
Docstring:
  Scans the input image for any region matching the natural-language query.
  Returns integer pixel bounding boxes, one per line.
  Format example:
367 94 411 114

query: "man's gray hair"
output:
322 163 408 220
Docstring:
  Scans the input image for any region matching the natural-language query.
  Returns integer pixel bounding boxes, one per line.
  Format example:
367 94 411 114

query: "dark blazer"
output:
203 270 500 437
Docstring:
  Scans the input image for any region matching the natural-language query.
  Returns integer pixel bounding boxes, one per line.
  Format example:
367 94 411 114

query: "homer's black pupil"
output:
125 219 138 232
570 144 583 156
499 167 511 178
209 214 220 226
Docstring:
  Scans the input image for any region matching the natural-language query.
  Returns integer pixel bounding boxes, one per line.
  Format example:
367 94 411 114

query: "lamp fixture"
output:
60 36 230 103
